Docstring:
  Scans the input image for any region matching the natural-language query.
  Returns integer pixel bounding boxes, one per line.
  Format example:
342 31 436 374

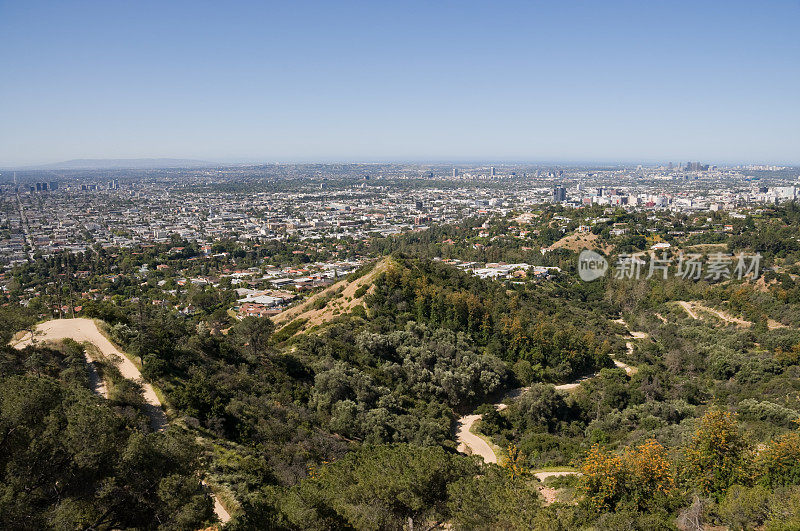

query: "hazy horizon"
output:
5 156 798 172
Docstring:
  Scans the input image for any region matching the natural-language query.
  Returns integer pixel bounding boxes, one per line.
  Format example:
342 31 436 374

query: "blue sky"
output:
1 1 798 165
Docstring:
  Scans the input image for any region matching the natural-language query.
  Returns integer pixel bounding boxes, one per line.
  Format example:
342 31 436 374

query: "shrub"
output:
579 439 674 512
714 485 770 530
683 410 753 496
354 285 368 299
739 399 799 428
580 445 626 511
758 431 800 487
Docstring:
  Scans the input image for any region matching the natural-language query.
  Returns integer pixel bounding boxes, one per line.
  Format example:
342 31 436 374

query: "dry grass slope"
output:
546 232 613 255
273 258 391 334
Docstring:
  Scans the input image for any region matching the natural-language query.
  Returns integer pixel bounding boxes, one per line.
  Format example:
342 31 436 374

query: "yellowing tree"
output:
626 439 674 508
502 444 529 480
580 444 626 511
580 440 674 512
683 410 752 495
758 430 800 487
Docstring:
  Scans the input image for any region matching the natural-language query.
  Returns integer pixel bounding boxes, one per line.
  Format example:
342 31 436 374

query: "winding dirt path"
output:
455 319 645 464
678 301 750 327
456 414 497 464
13 318 231 524
679 300 788 330
14 318 167 430
697 304 751 327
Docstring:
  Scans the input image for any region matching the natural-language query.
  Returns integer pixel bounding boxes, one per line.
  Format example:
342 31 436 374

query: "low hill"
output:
273 257 391 335
545 231 613 254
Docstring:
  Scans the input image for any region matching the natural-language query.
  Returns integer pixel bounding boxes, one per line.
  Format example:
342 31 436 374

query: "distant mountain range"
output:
10 158 216 170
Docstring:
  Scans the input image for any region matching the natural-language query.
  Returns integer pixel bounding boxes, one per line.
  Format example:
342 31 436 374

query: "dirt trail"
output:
14 318 167 431
455 319 646 464
201 479 232 523
677 300 786 329
677 301 699 320
87 360 108 398
553 374 595 392
455 414 497 464
213 497 231 523
13 318 231 524
692 302 751 327
615 357 638 376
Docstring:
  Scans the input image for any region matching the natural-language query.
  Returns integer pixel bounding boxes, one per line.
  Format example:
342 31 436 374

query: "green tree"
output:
231 316 275 361
447 467 541 529
283 444 479 530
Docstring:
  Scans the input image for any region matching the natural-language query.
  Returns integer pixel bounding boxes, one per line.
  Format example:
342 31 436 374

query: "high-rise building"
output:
452 168 458 178
490 166 496 177
686 161 709 171
553 185 566 202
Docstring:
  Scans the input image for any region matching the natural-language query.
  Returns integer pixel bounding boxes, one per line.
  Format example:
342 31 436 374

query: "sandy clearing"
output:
534 471 582 505
13 318 231 524
538 486 560 504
